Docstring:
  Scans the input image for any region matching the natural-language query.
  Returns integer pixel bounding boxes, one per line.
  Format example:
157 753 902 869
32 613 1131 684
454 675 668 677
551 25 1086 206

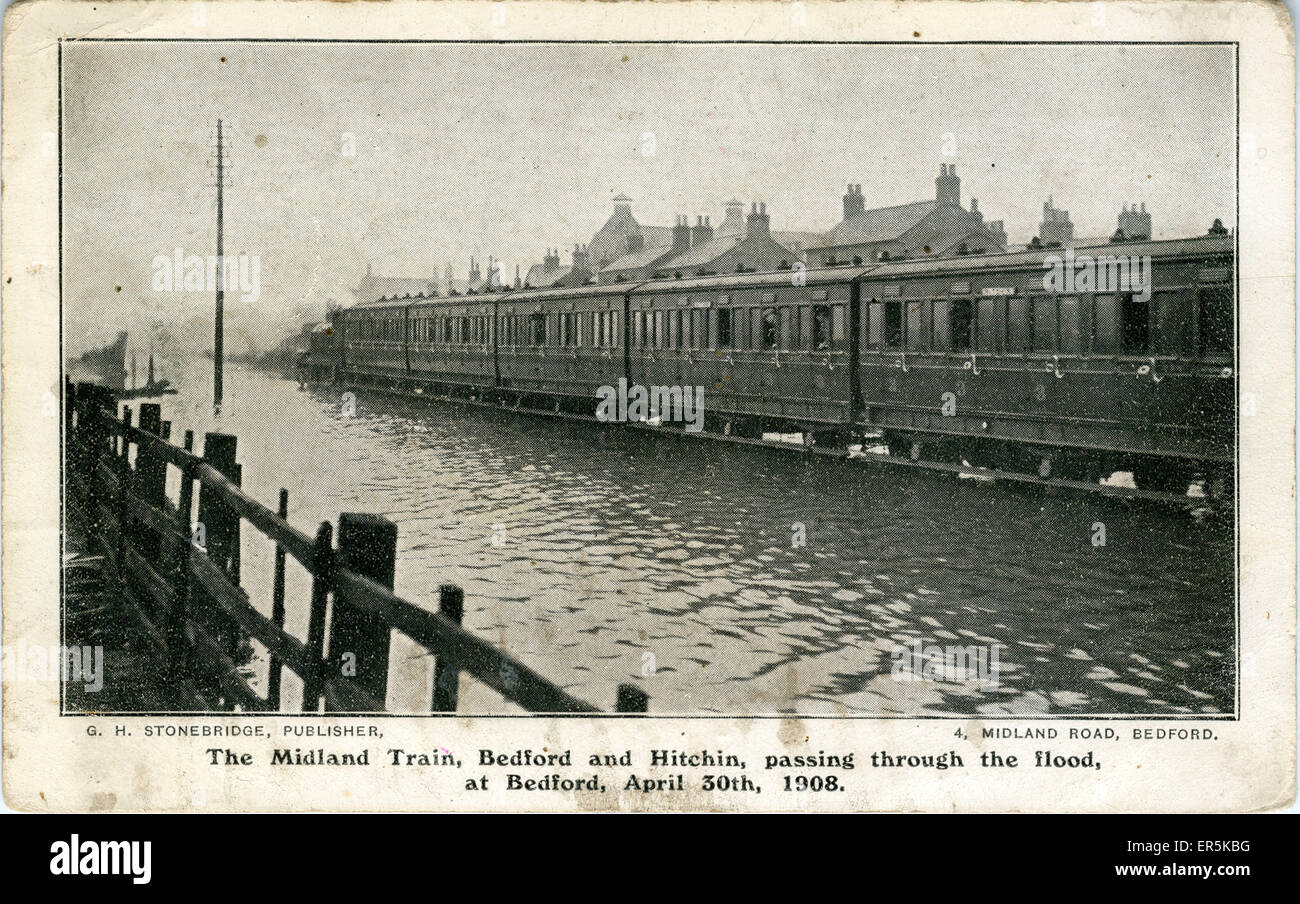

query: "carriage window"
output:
812 305 832 350
931 301 950 352
761 307 778 350
867 302 882 348
1153 291 1190 356
779 307 792 350
1032 297 1056 352
692 310 704 349
1005 297 1029 352
905 301 925 351
1092 294 1120 353
634 311 645 347
1121 294 1149 354
652 310 663 348
832 305 846 350
529 313 545 346
717 308 732 347
1058 296 1080 354
461 316 470 343
878 301 899 348
1198 286 1232 356
800 307 813 350
976 298 998 352
950 299 972 352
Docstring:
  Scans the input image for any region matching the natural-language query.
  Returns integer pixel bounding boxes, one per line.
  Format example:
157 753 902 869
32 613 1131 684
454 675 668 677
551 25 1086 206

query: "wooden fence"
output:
65 380 648 714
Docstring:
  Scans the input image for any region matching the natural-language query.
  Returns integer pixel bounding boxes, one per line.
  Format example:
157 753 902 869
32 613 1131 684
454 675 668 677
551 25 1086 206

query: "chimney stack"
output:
691 215 714 247
843 183 865 220
672 215 692 252
572 243 589 274
936 164 961 206
746 202 771 240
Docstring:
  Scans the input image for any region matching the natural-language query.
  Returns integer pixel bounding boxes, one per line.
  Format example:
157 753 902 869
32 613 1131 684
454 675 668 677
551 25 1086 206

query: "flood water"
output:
125 361 1236 716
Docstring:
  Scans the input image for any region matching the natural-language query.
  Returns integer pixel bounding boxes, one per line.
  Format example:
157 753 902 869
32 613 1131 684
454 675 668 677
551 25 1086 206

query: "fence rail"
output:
65 380 648 715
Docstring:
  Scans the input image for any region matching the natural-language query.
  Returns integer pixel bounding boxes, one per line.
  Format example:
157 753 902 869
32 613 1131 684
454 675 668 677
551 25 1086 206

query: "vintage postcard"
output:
1 0 1294 812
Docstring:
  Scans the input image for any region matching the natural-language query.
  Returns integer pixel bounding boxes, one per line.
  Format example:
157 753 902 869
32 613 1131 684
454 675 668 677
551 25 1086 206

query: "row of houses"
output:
354 166 1157 304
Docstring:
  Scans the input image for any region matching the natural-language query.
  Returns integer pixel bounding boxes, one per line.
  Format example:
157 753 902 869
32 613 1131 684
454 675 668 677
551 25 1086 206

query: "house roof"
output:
773 230 826 250
600 241 676 272
823 200 938 247
656 234 744 270
523 264 574 288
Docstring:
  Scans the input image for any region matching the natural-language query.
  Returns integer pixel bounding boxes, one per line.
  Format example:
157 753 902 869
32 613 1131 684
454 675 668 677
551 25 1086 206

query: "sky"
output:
62 41 1235 356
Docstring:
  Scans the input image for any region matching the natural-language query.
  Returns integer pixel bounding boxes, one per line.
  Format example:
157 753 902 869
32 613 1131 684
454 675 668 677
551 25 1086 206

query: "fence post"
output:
330 513 396 710
74 383 97 510
198 433 239 577
267 489 289 710
136 403 165 508
432 583 464 712
616 683 648 714
231 463 243 584
301 521 334 713
176 431 196 562
115 406 133 578
135 404 166 576
168 459 196 684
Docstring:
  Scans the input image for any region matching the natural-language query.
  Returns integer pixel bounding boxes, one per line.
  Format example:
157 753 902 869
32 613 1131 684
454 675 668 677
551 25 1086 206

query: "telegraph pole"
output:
211 119 229 415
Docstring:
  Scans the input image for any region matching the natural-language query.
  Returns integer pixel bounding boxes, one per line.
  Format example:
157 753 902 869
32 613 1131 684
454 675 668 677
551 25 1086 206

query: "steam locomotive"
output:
308 229 1235 498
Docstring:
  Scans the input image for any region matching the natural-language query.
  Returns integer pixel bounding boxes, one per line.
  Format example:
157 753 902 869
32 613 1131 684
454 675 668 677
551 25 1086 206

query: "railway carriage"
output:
406 294 498 389
855 234 1235 490
317 227 1235 498
338 297 410 376
496 284 627 402
628 268 868 433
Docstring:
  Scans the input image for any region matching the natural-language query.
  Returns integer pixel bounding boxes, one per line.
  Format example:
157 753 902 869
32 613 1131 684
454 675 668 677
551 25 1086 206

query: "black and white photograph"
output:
57 38 1238 718
1 0 1292 819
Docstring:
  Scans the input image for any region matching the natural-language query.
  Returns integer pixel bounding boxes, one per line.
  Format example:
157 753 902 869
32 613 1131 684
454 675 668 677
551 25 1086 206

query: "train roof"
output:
862 234 1234 280
504 282 639 303
628 265 876 295
348 289 513 312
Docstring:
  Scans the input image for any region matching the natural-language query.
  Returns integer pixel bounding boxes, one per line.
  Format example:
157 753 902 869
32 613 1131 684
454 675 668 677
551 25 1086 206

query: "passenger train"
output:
309 228 1236 499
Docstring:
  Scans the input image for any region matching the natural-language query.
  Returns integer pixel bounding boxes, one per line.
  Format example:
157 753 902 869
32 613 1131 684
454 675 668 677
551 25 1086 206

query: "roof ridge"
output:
848 198 937 217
